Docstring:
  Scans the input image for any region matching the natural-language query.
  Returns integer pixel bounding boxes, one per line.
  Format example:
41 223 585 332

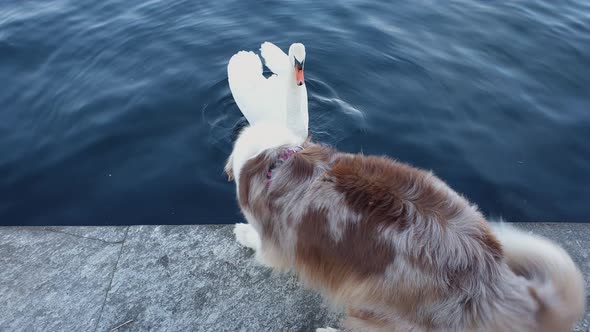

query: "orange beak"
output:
296 68 304 86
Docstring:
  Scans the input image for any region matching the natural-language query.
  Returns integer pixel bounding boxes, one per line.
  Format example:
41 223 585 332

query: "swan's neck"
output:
285 73 308 140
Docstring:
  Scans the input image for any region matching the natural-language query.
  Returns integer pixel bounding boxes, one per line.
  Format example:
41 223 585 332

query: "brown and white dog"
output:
224 122 586 332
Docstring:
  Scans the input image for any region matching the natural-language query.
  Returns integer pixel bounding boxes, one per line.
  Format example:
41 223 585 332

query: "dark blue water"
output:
1 0 589 226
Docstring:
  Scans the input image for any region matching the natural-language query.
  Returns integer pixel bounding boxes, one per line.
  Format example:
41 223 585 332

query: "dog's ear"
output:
224 154 235 182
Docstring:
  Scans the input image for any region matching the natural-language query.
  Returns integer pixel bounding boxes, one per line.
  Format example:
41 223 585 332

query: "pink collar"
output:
266 145 304 180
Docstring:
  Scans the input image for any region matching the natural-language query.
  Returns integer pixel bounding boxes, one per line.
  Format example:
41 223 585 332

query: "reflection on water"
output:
0 0 589 225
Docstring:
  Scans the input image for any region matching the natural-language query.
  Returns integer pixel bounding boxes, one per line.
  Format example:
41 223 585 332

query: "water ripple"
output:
1 0 589 224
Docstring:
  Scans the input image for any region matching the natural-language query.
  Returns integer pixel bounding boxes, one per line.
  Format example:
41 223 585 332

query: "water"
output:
1 0 589 226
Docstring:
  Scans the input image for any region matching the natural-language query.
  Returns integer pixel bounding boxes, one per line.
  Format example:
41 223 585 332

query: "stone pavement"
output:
1 223 589 332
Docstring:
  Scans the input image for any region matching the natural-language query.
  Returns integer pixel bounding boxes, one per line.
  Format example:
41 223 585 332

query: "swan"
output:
227 42 308 141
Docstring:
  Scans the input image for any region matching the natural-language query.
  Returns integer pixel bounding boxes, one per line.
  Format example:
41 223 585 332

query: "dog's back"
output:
295 153 584 331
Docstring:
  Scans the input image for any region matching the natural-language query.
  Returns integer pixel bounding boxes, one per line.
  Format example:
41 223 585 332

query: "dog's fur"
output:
225 123 586 332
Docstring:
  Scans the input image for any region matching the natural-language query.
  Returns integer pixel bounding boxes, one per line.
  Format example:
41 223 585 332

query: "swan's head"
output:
288 43 306 86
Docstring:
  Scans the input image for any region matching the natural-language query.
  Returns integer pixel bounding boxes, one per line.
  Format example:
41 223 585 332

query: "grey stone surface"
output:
0 227 125 332
42 226 128 243
94 225 341 332
1 223 589 332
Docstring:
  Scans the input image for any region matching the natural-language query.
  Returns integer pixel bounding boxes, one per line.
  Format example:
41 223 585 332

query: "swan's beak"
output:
294 58 305 86
295 67 304 86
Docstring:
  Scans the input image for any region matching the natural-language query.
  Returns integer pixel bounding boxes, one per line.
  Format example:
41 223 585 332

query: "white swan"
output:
227 42 308 140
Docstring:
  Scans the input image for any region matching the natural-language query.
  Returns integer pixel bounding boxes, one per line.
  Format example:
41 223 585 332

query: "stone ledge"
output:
1 223 588 331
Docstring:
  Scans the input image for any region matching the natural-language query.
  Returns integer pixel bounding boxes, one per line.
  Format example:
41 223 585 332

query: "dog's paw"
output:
316 328 338 332
233 223 261 250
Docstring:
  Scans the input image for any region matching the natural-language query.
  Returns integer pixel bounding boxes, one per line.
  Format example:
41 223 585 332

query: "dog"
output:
224 122 586 331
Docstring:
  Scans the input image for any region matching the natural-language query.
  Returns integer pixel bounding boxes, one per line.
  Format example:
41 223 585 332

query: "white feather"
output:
227 42 308 140
260 41 290 75
227 50 285 126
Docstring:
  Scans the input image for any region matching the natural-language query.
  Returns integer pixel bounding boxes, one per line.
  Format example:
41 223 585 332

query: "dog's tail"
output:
491 222 586 330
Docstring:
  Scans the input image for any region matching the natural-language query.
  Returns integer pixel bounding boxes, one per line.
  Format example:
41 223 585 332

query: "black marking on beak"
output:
294 58 304 71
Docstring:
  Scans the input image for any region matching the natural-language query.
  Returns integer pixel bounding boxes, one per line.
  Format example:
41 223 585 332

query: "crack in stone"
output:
93 226 130 332
41 228 127 244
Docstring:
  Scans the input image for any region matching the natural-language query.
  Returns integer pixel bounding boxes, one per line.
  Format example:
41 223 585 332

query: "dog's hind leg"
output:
343 308 407 332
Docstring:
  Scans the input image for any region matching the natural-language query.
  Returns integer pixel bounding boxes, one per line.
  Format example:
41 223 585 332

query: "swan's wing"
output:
260 42 290 75
227 50 285 125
